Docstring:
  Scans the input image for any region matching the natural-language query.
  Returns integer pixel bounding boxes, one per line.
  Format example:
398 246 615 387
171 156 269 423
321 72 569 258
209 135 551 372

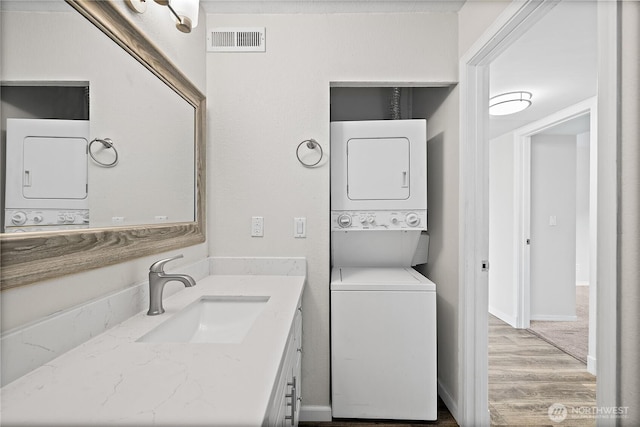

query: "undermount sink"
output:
137 296 270 344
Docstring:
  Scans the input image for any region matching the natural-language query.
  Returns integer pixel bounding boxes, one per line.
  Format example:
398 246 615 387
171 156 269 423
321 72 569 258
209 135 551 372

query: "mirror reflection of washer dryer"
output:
4 119 89 233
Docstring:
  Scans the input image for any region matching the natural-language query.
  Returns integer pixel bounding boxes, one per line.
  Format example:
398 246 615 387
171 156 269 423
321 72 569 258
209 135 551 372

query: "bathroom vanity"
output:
0 272 304 426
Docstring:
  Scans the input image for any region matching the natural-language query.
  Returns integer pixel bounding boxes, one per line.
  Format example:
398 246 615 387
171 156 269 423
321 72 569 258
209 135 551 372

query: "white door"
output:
23 136 88 200
347 137 410 200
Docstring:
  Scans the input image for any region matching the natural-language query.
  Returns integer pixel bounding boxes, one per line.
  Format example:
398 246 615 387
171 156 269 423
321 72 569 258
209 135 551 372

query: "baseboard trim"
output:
488 306 517 327
437 379 459 425
299 405 332 422
530 314 578 321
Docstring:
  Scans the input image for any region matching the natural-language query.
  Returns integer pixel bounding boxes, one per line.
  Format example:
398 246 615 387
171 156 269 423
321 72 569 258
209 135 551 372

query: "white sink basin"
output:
137 296 270 344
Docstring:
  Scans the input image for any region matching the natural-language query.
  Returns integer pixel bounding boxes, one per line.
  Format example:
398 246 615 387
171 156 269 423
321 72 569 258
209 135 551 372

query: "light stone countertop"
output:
0 274 305 426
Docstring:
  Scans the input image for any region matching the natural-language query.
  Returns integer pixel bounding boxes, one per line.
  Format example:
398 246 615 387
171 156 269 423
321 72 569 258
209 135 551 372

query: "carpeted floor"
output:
527 286 589 363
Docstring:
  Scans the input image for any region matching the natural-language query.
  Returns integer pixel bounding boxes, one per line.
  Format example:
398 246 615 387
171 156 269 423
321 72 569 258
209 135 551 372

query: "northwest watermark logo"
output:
548 403 629 423
548 403 568 423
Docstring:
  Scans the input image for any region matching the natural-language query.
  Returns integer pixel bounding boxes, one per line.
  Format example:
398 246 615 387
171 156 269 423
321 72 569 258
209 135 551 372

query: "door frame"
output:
513 97 597 332
458 0 619 424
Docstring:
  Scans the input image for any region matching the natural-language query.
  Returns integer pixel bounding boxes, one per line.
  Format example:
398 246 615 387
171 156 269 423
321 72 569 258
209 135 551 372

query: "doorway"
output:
459 0 619 424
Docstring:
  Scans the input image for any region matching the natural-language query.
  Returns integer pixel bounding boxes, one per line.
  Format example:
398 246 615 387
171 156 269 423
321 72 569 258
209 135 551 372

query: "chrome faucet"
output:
147 254 196 315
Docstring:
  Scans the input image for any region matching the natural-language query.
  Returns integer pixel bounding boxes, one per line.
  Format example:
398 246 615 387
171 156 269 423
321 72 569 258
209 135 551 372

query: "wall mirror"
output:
0 0 206 289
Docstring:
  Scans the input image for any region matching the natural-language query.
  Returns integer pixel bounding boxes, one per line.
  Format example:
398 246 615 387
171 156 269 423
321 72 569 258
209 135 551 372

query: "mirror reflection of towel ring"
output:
296 138 323 167
89 138 119 168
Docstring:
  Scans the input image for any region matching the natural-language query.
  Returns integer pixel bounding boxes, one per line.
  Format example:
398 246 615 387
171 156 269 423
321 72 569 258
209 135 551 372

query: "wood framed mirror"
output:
0 0 206 290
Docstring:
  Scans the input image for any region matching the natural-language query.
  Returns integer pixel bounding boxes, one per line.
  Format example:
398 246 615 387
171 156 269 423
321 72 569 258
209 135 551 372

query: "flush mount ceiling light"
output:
126 0 199 33
489 91 533 116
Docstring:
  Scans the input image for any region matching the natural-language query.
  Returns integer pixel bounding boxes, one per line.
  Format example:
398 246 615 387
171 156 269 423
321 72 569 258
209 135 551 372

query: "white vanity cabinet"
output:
265 302 303 426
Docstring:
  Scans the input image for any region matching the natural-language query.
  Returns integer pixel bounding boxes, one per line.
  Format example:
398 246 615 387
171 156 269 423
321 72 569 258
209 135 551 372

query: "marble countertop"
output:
0 274 305 426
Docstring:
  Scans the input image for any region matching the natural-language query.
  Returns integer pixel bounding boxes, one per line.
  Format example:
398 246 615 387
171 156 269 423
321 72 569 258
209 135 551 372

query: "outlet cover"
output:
251 216 264 237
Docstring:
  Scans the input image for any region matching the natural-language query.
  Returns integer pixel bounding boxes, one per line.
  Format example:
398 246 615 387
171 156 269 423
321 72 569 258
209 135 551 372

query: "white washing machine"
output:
330 119 437 420
331 267 437 420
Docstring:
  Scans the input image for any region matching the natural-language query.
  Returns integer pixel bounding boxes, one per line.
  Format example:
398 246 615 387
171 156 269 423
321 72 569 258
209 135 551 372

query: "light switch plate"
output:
294 217 306 238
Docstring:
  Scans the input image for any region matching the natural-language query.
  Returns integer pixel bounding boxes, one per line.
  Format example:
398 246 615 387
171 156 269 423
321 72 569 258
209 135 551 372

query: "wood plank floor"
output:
301 315 596 427
489 315 596 426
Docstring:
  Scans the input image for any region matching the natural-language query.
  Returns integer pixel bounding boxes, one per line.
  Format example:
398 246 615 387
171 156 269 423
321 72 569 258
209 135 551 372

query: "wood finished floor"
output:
489 315 596 426
301 315 596 427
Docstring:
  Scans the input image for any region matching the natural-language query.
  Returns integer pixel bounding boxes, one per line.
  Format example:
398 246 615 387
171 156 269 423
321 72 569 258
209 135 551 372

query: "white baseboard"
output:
437 378 459 425
299 405 332 422
488 306 517 327
530 314 578 321
587 354 597 375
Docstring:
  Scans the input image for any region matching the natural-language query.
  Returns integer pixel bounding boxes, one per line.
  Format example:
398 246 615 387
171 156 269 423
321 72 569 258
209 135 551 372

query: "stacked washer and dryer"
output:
330 119 437 421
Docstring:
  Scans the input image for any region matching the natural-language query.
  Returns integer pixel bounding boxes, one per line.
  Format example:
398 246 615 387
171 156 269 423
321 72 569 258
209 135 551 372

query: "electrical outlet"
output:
251 216 264 237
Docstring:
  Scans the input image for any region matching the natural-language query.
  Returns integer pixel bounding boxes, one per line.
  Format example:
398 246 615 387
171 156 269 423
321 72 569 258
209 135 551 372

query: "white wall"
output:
458 0 512 57
530 134 577 320
412 86 460 412
488 132 516 325
575 131 590 284
1 3 208 332
206 11 457 415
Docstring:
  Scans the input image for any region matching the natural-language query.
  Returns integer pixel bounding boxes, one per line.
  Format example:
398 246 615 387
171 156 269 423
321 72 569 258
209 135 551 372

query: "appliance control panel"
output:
331 210 427 231
4 209 90 231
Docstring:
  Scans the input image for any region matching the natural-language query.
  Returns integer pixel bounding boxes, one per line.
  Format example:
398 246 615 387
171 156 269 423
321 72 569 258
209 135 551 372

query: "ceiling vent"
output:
207 27 266 52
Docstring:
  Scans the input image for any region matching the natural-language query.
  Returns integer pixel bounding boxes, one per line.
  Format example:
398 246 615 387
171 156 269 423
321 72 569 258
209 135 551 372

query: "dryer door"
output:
347 137 409 200
23 136 88 200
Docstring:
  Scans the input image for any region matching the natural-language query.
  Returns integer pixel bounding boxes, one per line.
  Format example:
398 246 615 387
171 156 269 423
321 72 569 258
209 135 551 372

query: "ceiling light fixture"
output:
489 91 533 116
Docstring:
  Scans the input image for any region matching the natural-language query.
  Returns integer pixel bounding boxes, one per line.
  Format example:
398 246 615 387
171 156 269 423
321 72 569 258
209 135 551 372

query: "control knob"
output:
405 212 421 227
11 211 27 226
33 214 44 224
337 214 352 228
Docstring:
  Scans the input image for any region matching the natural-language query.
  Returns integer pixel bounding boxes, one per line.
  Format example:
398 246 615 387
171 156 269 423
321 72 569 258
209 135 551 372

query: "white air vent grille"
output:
208 27 266 52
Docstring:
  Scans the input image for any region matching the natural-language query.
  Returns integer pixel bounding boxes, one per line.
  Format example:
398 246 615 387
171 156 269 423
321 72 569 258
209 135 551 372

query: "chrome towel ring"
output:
296 138 323 167
89 138 119 168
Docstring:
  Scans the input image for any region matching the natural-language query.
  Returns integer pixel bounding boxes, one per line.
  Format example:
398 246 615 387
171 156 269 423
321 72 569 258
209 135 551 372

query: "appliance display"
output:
330 119 437 420
4 119 89 233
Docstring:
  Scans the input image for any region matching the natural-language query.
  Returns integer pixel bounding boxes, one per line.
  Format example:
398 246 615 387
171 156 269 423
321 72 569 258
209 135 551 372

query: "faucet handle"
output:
149 254 184 273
